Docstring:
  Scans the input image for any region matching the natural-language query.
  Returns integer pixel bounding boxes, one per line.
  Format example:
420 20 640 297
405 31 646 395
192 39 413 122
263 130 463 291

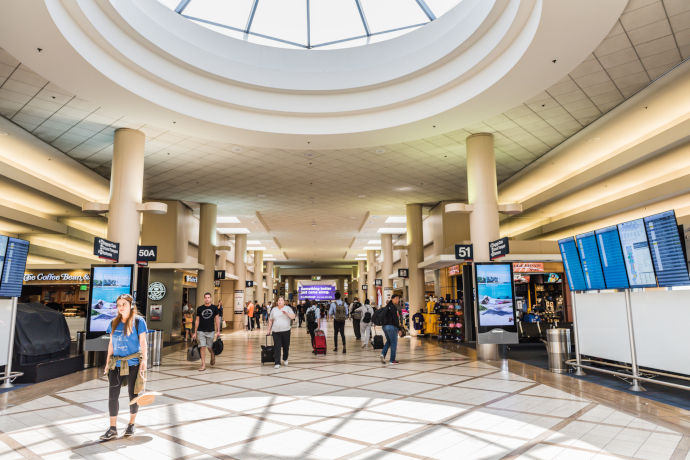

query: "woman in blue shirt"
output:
101 293 148 440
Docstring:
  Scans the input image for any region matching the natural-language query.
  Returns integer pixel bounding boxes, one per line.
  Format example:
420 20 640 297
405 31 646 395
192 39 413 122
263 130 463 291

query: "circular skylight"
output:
158 0 462 50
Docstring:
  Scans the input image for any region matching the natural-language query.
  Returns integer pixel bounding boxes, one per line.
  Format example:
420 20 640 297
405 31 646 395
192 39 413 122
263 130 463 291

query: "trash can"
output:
547 328 572 373
147 330 155 369
76 331 86 355
153 330 163 366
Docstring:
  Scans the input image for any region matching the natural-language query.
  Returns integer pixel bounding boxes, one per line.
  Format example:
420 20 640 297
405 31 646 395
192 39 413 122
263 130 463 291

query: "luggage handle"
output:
265 334 274 346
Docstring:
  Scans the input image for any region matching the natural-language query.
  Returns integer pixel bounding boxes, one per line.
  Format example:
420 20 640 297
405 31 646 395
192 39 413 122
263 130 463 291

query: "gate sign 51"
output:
455 244 473 261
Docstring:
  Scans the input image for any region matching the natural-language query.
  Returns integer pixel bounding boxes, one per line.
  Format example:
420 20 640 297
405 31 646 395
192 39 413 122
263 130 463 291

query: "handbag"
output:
129 373 162 407
212 337 224 355
222 320 227 328
187 340 201 361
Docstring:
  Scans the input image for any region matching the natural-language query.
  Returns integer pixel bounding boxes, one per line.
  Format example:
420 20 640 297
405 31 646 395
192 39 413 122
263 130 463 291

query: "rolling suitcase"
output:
314 329 327 355
261 335 274 365
372 326 384 350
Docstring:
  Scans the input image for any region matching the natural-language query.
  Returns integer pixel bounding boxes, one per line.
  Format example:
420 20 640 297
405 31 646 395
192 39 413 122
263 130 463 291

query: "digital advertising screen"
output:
617 219 657 288
475 263 515 328
643 210 690 287
298 285 336 301
87 265 134 336
595 225 630 289
576 231 607 290
545 273 562 283
0 237 30 298
558 237 587 291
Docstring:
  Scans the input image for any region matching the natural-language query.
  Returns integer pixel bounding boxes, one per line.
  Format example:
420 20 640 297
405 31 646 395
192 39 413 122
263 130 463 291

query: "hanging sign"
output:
273 289 277 294
246 280 254 287
375 279 382 286
311 276 321 281
489 237 509 260
94 237 119 262
398 269 409 279
137 246 157 263
449 265 461 276
455 244 473 261
185 275 198 283
214 270 226 280
362 284 368 290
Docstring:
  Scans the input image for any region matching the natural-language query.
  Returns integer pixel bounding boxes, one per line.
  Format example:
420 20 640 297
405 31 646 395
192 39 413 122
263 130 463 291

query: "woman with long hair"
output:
101 294 148 440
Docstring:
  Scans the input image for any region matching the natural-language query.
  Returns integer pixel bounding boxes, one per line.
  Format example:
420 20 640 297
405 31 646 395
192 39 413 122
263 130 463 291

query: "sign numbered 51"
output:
455 244 473 261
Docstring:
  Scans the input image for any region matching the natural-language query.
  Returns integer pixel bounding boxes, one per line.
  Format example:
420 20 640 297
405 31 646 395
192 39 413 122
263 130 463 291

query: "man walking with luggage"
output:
351 297 362 340
267 296 296 369
328 292 349 353
355 299 375 348
377 294 402 365
192 292 220 371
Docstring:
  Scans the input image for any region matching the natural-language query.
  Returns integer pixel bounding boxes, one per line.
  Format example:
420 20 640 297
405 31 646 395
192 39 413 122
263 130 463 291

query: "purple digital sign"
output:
299 285 335 301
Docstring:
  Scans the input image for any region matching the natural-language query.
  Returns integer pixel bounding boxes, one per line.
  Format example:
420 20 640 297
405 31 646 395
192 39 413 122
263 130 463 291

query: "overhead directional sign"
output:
214 270 226 280
137 245 157 263
489 237 509 260
94 237 119 263
398 269 409 278
246 280 254 287
455 244 473 261
375 279 382 286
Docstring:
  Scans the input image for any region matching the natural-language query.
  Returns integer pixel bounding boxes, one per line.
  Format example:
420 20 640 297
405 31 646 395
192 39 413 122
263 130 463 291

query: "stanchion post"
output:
624 289 645 392
1 298 18 389
570 291 586 376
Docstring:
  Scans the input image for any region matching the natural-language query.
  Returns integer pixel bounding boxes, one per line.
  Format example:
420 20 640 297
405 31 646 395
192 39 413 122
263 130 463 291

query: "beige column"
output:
407 203 424 334
233 234 247 329
196 203 217 308
467 133 500 262
337 275 344 296
274 266 281 298
288 276 295 302
253 251 263 304
382 233 393 305
367 250 377 306
266 261 274 303
108 128 145 264
358 260 366 301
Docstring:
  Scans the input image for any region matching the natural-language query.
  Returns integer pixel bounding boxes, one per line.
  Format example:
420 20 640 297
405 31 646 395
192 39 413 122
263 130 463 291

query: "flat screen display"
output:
298 285 335 301
545 273 562 283
617 219 657 288
643 210 690 287
475 263 515 327
558 237 587 291
595 225 630 289
0 237 30 298
87 265 134 334
576 231 607 290
514 274 530 283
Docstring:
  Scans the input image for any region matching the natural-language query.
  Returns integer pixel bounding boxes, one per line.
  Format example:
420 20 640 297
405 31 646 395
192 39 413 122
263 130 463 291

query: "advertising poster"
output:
384 287 393 304
234 290 244 314
299 285 335 301
376 286 383 306
89 266 133 332
476 264 514 327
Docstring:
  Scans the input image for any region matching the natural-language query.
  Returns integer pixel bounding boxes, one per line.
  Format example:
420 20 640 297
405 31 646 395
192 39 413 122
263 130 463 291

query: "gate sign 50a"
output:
137 245 157 262
455 244 473 261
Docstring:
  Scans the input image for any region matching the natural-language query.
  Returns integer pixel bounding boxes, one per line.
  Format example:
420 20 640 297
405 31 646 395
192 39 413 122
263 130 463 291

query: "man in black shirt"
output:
192 293 220 371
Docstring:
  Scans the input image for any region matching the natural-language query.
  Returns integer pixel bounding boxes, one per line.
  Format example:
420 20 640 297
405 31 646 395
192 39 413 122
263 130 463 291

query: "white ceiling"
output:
0 0 688 263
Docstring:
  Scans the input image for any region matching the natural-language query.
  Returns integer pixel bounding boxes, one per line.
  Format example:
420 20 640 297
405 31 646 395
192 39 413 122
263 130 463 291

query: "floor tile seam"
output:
0 432 42 460
496 401 600 460
575 421 685 435
668 435 690 460
539 439 661 460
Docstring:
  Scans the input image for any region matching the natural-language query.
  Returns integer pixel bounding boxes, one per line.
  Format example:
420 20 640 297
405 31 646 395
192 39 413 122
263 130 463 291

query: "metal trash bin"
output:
547 328 572 373
147 330 155 369
76 331 86 355
152 330 163 366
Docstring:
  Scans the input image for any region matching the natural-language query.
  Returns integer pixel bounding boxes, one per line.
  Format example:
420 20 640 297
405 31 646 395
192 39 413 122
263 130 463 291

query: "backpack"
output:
306 307 317 324
334 302 346 322
243 306 248 314
371 306 386 326
362 309 372 324
353 307 362 320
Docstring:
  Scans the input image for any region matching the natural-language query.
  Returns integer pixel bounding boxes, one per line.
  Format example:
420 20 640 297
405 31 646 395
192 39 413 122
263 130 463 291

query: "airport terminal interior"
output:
2 0 690 459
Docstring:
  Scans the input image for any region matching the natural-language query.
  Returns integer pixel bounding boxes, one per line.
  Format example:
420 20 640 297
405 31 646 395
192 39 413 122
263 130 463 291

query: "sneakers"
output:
333 348 338 352
389 361 400 365
379 354 386 364
283 360 288 366
124 424 136 437
274 364 281 369
361 343 366 348
100 427 117 440
342 348 346 354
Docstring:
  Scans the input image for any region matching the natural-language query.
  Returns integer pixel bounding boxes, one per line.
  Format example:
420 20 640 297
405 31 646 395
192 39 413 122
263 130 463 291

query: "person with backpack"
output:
305 300 321 352
350 297 362 340
372 294 402 365
355 299 374 348
328 292 349 353
101 293 147 440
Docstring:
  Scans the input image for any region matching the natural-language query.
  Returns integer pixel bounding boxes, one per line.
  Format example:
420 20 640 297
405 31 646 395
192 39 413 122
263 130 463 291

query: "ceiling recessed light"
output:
251 221 258 224
588 138 600 142
385 216 406 223
358 195 366 198
304 152 316 158
375 149 385 153
0 131 8 136
377 228 407 233
232 147 244 152
217 216 241 223
363 246 381 250
218 228 251 234
367 240 380 244
258 194 266 197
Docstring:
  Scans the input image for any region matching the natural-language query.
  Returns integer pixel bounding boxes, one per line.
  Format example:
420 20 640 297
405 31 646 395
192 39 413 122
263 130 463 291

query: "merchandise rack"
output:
435 300 465 342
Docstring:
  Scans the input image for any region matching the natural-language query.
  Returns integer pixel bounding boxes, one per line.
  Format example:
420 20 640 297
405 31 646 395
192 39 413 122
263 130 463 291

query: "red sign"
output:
513 263 544 273
449 265 460 276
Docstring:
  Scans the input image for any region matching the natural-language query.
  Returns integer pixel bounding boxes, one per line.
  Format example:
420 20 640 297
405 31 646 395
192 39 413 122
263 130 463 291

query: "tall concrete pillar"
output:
358 260 366 301
233 234 247 329
407 203 424 334
253 251 263 304
367 250 377 306
274 266 280 297
266 261 274 303
288 276 295 302
337 275 344 296
402 250 410 304
467 133 500 262
108 128 145 264
351 265 358 302
382 233 393 305
196 203 217 308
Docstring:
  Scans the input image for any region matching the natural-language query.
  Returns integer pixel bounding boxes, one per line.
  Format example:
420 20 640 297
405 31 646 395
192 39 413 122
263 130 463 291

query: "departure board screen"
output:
576 231 607 290
0 237 30 298
595 226 630 289
643 211 690 287
558 237 587 291
617 219 657 288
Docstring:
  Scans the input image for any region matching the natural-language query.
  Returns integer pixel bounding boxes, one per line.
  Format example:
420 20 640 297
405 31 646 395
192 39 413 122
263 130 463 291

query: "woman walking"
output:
101 294 148 440
266 297 295 369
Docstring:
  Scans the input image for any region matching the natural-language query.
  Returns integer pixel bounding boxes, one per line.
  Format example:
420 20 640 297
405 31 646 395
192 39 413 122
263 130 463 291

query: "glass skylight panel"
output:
183 0 254 31
424 0 462 17
251 0 308 47
309 0 365 46
359 0 429 34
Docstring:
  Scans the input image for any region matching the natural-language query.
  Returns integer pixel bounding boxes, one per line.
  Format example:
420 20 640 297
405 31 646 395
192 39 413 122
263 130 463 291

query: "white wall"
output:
0 299 14 367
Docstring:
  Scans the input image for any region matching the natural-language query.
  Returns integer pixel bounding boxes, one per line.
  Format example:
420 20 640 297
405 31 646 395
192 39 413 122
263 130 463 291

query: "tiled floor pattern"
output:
0 324 688 460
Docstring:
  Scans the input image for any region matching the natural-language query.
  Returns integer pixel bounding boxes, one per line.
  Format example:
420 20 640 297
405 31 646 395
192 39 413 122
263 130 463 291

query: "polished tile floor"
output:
1 323 689 460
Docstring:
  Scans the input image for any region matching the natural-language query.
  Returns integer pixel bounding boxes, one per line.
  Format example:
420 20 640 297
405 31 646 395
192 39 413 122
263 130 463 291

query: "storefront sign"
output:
147 282 166 301
94 237 119 262
137 246 157 263
23 271 90 283
375 279 382 286
246 280 254 288
455 244 473 261
384 287 393 304
513 262 544 273
449 265 460 276
214 270 226 280
185 275 198 283
214 280 221 287
489 237 509 260
398 269 409 279
234 290 244 313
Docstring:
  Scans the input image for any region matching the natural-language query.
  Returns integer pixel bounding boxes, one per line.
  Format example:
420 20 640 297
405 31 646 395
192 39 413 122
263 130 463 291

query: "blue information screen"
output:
576 231 607 290
595 226 630 289
0 237 30 298
643 211 690 287
618 219 657 288
558 237 587 291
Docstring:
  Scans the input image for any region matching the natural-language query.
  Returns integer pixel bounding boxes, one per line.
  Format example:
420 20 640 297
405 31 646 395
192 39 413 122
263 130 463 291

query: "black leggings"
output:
272 330 291 365
334 320 346 348
308 324 317 347
108 364 140 417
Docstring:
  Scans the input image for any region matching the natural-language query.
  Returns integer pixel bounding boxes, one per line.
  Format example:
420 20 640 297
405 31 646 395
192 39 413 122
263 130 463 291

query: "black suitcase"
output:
261 335 274 365
373 327 384 350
